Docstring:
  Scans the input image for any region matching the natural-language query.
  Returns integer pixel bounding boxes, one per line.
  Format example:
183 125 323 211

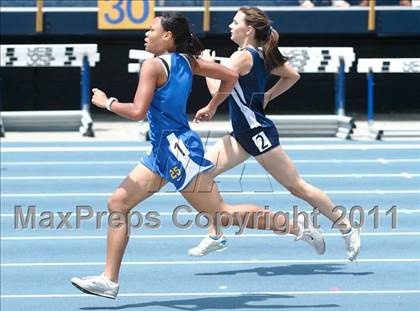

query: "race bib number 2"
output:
252 131 272 153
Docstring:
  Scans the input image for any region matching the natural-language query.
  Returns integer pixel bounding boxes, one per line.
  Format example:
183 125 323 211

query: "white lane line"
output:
2 289 420 299
1 144 419 152
2 190 420 197
2 175 124 180
2 232 420 241
1 137 416 143
0 212 192 217
2 209 419 218
2 158 420 165
2 258 420 268
0 138 347 143
1 146 150 152
3 173 420 180
1 161 138 165
400 172 414 179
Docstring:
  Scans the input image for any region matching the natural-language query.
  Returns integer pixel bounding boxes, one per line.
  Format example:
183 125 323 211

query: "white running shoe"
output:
71 273 119 299
188 235 228 257
295 214 326 255
342 227 361 261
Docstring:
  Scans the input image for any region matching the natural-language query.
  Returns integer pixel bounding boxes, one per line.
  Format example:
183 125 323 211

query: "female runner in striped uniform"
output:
189 7 360 261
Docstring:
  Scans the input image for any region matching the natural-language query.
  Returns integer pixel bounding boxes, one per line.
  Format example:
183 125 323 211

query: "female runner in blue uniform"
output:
70 12 325 299
190 7 361 261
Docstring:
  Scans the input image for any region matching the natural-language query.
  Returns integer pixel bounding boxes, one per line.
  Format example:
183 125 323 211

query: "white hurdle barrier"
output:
128 47 356 74
357 58 420 140
281 47 355 73
129 48 355 140
0 44 100 137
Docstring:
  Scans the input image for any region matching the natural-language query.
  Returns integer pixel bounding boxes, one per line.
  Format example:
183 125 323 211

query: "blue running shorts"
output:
141 130 214 191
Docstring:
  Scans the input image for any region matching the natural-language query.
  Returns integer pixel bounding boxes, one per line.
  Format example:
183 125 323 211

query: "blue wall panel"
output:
378 11 420 36
1 9 419 36
0 13 36 35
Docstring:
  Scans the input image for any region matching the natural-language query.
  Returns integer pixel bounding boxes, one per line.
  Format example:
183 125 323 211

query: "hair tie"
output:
187 33 193 44
268 26 273 34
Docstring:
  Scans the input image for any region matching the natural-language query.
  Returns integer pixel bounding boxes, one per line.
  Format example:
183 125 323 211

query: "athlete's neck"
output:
239 37 258 50
155 51 171 57
154 46 175 57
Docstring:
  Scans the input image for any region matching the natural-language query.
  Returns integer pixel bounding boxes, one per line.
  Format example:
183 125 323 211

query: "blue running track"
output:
1 138 419 310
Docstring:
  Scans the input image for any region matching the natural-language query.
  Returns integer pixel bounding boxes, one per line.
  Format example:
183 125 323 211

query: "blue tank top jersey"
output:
147 53 192 146
141 53 214 191
229 47 275 132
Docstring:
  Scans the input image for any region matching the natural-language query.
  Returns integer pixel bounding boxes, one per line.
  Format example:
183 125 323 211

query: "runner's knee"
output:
107 193 131 213
287 178 311 199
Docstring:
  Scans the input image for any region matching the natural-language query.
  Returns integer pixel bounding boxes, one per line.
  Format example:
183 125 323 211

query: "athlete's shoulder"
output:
231 49 252 62
141 58 166 76
229 50 253 75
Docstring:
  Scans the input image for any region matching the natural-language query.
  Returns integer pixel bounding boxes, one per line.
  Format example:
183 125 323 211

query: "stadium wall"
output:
1 6 419 115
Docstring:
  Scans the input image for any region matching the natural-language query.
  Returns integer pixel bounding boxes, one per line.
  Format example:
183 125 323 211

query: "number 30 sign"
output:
98 0 155 30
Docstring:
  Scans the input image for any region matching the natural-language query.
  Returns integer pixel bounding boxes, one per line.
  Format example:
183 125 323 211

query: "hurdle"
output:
357 58 420 140
0 44 100 137
128 47 355 140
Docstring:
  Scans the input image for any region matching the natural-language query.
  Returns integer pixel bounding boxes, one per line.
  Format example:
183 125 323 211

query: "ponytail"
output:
185 32 204 57
160 12 203 61
262 27 287 71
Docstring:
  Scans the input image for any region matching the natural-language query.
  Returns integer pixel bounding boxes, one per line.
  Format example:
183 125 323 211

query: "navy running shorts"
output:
230 125 280 156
